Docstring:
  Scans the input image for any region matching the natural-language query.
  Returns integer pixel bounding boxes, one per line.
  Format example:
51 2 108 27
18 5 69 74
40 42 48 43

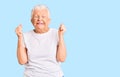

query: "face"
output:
31 9 50 31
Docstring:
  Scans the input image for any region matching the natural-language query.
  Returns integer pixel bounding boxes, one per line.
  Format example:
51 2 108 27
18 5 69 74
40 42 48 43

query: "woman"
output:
15 4 67 77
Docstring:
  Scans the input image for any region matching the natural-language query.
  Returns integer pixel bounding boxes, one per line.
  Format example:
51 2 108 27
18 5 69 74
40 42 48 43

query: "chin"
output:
37 24 44 28
38 27 45 30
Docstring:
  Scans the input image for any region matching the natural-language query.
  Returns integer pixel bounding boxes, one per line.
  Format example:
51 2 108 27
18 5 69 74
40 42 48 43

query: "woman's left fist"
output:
58 24 66 36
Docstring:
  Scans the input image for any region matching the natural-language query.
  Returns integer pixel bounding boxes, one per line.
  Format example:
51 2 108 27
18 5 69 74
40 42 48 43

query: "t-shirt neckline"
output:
32 28 51 36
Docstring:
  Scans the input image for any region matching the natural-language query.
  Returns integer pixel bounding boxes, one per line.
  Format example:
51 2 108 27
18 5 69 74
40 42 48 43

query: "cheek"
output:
31 20 37 27
45 19 50 24
47 19 50 24
32 19 36 25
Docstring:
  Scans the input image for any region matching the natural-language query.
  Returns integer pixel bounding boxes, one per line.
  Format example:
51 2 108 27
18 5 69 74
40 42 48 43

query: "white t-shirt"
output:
23 28 63 77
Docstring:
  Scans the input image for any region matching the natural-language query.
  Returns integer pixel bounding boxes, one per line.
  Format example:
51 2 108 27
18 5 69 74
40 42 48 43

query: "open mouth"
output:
36 21 45 26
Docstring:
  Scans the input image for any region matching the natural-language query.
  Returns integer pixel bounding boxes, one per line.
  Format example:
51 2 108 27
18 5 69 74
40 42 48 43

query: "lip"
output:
36 21 45 25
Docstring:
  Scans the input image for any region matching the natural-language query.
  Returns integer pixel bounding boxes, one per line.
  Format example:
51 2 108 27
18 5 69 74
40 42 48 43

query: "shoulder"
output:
50 28 58 33
50 28 58 40
23 30 33 38
23 30 33 35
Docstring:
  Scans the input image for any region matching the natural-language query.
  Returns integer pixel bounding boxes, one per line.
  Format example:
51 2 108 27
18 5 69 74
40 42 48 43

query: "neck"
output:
34 28 49 34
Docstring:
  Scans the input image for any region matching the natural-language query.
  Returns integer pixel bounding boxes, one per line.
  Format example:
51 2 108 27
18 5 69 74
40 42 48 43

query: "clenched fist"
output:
58 24 66 36
15 24 23 38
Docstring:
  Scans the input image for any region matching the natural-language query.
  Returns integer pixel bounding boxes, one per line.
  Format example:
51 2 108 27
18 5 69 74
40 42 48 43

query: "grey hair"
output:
31 4 50 18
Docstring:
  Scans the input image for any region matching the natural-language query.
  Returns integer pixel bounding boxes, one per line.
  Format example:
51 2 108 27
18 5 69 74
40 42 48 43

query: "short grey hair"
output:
31 4 50 18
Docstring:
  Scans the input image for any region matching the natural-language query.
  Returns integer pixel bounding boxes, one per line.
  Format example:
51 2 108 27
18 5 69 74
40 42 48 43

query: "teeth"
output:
40 21 43 24
40 21 43 23
36 21 44 25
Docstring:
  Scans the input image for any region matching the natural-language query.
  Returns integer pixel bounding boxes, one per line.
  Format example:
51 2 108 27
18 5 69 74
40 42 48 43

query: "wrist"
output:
18 36 23 40
59 35 64 41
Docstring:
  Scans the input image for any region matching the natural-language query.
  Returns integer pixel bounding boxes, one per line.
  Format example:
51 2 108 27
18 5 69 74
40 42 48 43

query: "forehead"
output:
33 9 49 15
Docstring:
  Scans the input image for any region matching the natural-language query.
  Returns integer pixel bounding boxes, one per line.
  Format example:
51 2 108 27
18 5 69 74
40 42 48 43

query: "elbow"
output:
19 61 27 65
18 59 28 65
59 58 66 62
57 56 66 62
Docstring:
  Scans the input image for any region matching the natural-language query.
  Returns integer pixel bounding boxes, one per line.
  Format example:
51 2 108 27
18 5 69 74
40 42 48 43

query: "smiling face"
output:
31 8 50 32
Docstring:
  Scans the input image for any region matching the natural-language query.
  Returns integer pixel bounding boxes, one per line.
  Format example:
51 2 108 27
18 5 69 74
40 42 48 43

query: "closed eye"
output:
42 16 46 18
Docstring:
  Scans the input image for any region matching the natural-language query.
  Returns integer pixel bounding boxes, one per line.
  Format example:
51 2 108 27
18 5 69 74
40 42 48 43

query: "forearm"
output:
57 35 67 62
17 37 28 65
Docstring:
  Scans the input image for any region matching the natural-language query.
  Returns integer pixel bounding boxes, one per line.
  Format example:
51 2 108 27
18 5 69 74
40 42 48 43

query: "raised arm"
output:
56 24 67 62
15 24 28 65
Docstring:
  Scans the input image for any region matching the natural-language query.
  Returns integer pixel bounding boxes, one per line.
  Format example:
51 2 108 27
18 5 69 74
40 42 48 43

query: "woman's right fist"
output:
15 24 23 38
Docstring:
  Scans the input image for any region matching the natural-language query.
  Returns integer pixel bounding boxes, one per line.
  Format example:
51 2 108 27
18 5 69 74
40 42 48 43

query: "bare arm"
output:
15 25 28 65
56 24 67 62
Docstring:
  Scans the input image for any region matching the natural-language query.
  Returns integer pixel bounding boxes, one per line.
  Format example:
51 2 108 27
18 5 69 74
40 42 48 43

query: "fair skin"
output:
15 8 66 64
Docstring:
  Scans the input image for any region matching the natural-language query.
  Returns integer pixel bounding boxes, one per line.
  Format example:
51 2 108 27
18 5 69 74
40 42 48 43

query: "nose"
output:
37 16 42 21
